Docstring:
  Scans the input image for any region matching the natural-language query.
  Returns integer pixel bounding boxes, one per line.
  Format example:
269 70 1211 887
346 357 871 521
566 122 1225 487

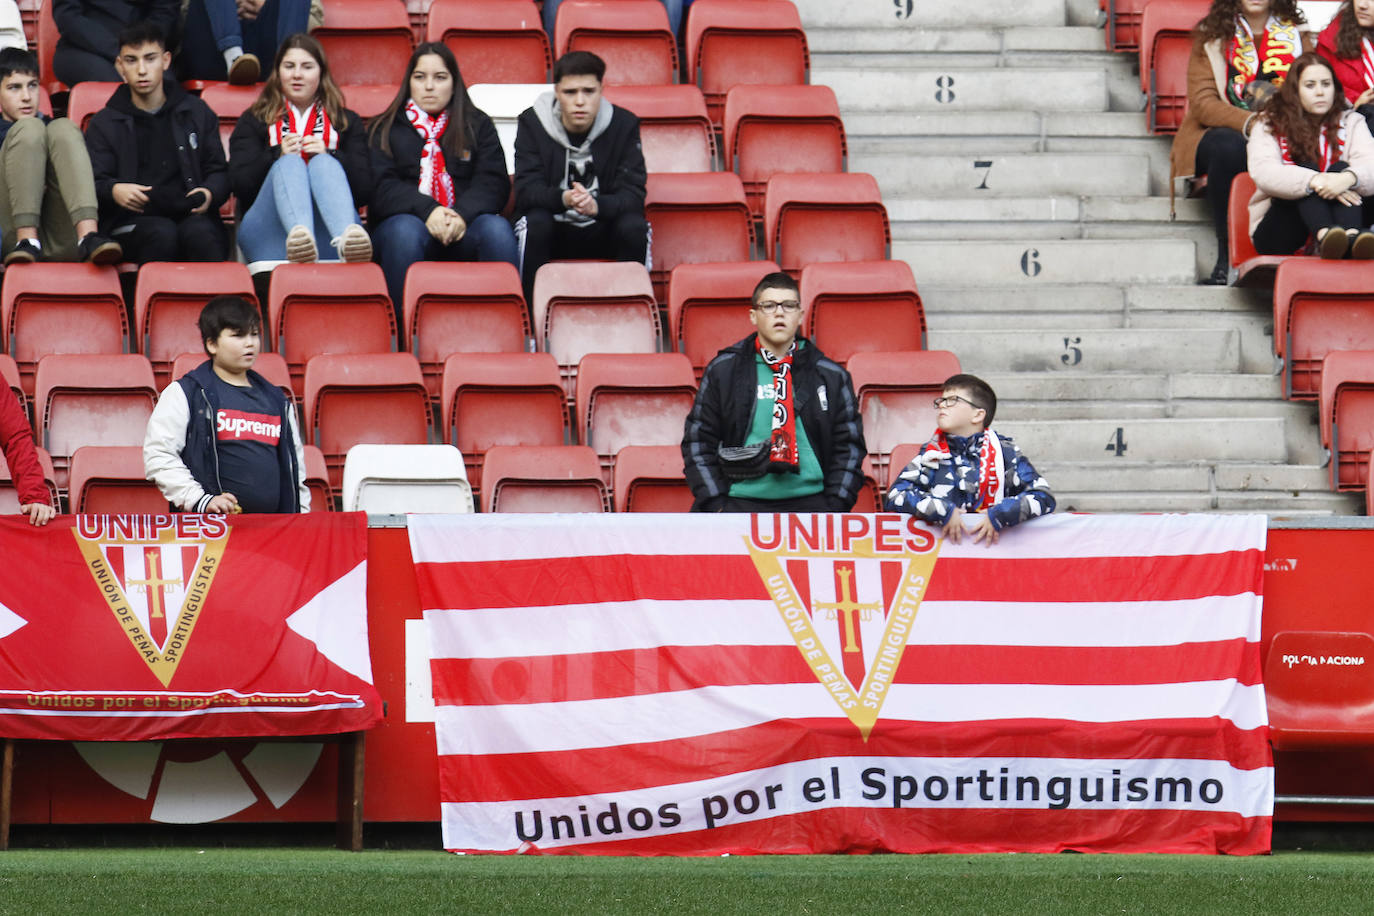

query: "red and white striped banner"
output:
411 512 1272 855
0 513 381 741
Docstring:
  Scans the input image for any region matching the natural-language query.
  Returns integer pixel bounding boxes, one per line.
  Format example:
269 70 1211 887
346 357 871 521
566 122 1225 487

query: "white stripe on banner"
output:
425 594 1261 661
407 512 1268 565
439 754 1275 850
435 680 1267 756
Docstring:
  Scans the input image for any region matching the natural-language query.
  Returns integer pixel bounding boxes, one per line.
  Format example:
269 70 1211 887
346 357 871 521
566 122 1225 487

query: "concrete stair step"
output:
843 110 1157 141
853 153 1151 197
893 238 1196 286
814 67 1109 113
795 0 1065 29
1214 462 1338 492
807 26 1105 57
1056 492 1354 514
979 372 1282 403
994 417 1288 462
928 328 1241 374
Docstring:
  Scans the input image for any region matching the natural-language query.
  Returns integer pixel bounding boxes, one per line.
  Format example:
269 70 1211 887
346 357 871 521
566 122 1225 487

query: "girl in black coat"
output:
367 42 517 309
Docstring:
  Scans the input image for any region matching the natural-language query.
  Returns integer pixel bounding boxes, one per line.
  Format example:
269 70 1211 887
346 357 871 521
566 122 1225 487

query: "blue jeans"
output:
179 0 312 80
238 153 359 264
544 0 682 40
374 212 519 314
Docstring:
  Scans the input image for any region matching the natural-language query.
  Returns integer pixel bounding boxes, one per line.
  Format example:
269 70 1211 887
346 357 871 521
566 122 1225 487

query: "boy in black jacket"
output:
513 50 647 295
85 22 229 263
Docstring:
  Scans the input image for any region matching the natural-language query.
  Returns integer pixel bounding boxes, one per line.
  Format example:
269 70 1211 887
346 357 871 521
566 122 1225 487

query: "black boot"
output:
1201 233 1229 285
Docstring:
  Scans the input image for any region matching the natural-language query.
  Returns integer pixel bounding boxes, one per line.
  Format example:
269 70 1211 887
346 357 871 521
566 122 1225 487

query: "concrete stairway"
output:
794 0 1362 515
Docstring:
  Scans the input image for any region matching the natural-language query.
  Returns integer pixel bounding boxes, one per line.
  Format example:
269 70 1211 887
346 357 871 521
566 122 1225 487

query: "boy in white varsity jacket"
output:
884 373 1053 545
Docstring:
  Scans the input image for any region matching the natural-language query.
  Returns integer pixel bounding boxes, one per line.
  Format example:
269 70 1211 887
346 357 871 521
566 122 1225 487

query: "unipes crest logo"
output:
746 514 940 739
74 515 231 687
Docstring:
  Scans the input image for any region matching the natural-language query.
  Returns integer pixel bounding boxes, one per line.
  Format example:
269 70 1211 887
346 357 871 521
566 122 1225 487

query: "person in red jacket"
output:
1316 0 1374 113
0 383 53 524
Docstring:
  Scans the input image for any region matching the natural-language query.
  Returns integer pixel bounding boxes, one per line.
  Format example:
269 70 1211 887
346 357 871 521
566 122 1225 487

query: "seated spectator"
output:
52 0 178 86
1248 52 1374 258
1316 0 1374 123
178 0 312 85
884 374 1054 546
85 23 229 264
1170 0 1310 284
0 381 54 525
514 50 647 295
144 295 309 513
367 42 517 316
0 48 121 265
228 33 371 265
681 271 866 514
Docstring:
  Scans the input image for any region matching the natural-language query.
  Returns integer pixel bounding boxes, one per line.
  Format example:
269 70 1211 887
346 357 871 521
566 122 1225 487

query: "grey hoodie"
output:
532 90 616 227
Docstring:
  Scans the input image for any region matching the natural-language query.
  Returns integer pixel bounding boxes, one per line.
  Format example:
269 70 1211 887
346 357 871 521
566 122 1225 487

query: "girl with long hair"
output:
1248 53 1374 257
228 33 372 265
366 42 517 312
1316 0 1374 113
1169 0 1310 283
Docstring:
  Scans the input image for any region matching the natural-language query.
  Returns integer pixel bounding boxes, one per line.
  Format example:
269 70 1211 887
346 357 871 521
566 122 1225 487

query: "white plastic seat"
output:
340 444 475 513
467 83 549 173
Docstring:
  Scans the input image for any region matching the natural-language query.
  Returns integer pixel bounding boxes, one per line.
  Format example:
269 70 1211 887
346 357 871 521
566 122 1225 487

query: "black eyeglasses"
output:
933 395 982 410
752 301 801 314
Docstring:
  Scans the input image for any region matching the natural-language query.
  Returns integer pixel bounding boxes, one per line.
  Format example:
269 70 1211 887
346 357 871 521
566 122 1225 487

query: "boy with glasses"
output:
885 373 1054 545
682 271 866 513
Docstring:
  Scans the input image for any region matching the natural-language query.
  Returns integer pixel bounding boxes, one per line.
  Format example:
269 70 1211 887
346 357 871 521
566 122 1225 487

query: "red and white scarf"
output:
758 338 798 472
1227 14 1301 107
268 102 338 160
405 99 455 208
1362 36 1374 91
1278 123 1346 169
919 428 1004 511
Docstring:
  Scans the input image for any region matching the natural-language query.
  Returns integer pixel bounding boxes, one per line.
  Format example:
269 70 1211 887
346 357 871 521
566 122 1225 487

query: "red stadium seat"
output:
1106 0 1147 51
1229 172 1292 288
1369 449 1374 515
612 444 692 512
603 85 716 173
1319 350 1374 492
667 261 774 376
67 445 168 514
313 0 416 85
530 262 660 392
885 441 925 491
554 0 678 86
36 0 62 94
404 261 529 398
34 354 157 489
135 262 258 389
269 263 396 397
426 0 551 85
0 444 57 513
849 455 883 514
67 81 118 130
200 82 259 156
802 260 925 366
848 350 962 475
1265 630 1374 749
1141 0 1208 133
440 352 568 493
1272 260 1374 399
3 263 127 396
645 172 754 304
17 0 37 47
481 444 609 512
575 352 696 470
304 443 334 511
340 84 399 118
723 84 846 216
763 172 889 274
685 0 809 126
303 352 431 488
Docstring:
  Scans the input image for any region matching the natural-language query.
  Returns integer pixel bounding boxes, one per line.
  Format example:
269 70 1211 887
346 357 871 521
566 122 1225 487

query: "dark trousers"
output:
112 213 229 264
53 44 118 86
520 208 648 294
1195 127 1249 241
1252 192 1363 255
178 0 311 80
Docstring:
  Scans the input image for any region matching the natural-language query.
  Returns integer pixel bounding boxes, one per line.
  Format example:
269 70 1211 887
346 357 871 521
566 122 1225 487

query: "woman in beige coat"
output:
1248 52 1374 258
1169 0 1310 283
